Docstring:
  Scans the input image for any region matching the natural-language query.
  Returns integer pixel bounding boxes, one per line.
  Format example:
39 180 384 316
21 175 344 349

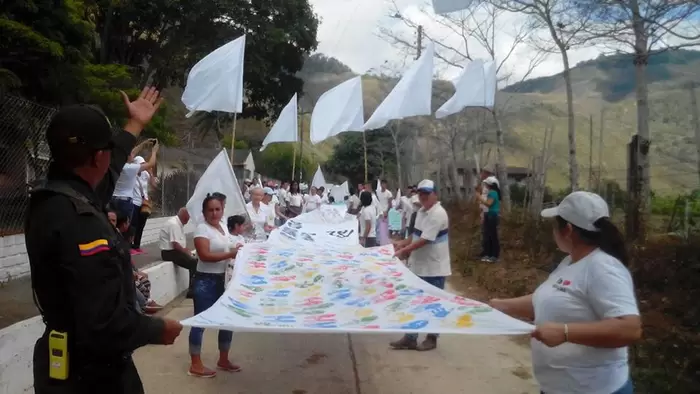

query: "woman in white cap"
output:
477 176 501 262
490 191 640 394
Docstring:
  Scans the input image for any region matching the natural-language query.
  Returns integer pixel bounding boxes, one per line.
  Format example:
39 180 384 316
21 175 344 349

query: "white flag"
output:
185 150 247 228
260 94 299 151
436 59 497 118
182 36 245 117
432 0 473 14
312 165 327 188
363 42 435 131
310 76 365 144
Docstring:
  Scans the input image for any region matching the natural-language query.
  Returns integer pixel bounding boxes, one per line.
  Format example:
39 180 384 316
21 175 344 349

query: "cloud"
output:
309 0 604 82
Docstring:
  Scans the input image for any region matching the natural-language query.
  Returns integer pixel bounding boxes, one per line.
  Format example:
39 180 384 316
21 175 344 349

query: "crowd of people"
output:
27 86 642 393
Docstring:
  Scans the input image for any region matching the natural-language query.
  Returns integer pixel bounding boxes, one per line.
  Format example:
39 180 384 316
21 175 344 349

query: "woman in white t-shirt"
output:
189 194 242 378
304 186 322 213
358 191 378 247
286 181 303 218
246 187 274 241
131 157 156 252
490 192 640 394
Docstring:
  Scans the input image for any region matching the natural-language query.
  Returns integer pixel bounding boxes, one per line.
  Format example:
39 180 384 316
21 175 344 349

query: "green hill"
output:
299 51 700 194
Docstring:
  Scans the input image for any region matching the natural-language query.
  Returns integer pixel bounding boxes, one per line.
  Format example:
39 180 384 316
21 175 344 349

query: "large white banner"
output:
267 218 358 247
180 243 533 334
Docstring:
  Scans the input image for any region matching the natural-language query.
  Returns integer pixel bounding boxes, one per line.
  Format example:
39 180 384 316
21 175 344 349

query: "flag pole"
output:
298 113 305 182
362 130 368 183
229 113 238 163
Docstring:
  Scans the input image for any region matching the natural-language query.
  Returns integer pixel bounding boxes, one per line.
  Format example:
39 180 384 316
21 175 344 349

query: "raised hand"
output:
120 86 164 131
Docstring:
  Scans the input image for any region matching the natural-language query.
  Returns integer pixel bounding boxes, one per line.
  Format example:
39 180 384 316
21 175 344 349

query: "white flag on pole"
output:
260 93 299 151
310 76 365 144
312 165 327 188
363 42 435 131
432 0 473 14
185 150 247 229
436 59 497 118
181 35 245 117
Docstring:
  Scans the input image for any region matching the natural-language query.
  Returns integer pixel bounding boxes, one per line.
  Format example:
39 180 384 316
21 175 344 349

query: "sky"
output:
308 0 604 83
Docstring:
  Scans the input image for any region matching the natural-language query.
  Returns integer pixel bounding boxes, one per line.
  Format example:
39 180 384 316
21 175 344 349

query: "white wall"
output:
0 261 190 394
0 216 174 283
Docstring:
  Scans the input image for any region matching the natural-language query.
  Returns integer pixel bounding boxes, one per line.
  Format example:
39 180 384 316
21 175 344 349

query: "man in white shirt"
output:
347 186 362 215
399 185 416 238
390 179 451 352
159 207 197 298
111 139 158 219
377 180 393 216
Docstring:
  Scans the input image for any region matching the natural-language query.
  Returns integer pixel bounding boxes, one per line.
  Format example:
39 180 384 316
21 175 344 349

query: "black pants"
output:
161 249 197 291
33 335 144 394
481 213 500 259
363 237 378 247
130 205 149 249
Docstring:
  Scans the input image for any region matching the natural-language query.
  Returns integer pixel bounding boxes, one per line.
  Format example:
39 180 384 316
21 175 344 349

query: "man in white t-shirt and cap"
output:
390 179 451 351
111 139 158 226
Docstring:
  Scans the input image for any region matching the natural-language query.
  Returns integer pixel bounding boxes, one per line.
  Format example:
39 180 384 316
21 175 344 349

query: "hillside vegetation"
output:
298 51 700 193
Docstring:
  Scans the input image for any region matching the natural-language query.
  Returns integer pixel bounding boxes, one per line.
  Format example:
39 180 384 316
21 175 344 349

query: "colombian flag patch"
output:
78 239 110 256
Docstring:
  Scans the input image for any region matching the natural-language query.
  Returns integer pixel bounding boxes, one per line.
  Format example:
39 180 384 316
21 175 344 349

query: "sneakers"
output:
389 335 418 350
416 334 438 351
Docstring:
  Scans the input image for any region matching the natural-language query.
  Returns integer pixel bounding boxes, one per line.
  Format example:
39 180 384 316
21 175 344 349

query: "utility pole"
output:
689 82 700 186
589 114 593 190
598 108 605 193
410 25 423 184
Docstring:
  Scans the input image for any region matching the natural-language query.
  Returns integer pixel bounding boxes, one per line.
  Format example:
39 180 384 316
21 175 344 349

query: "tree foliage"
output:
258 144 316 183
325 130 398 187
1 0 319 146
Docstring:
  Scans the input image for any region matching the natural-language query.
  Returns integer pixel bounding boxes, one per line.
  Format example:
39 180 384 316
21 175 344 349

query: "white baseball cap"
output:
541 191 610 232
262 187 274 195
483 176 499 187
133 156 145 164
416 179 436 193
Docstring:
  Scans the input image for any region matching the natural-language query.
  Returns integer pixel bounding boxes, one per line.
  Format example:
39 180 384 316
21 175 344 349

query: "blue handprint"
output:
228 298 250 310
265 315 296 323
330 288 352 301
398 288 424 296
345 298 371 307
310 321 338 328
268 290 291 297
400 320 429 330
424 303 450 318
270 261 288 270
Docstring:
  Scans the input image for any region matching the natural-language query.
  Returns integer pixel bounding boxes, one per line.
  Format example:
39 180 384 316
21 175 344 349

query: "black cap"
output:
46 105 113 153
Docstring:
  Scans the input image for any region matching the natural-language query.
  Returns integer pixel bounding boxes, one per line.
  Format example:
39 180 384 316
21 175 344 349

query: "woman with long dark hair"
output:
359 191 378 247
478 176 501 262
490 191 641 394
189 194 241 377
286 180 303 218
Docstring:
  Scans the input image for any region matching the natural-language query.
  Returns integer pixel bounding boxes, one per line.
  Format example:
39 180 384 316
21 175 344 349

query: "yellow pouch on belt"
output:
48 330 69 380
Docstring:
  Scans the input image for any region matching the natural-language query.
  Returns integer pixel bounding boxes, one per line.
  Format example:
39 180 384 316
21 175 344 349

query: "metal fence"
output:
0 94 56 235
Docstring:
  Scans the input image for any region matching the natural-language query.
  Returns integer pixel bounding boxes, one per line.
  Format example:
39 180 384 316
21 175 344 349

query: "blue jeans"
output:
188 272 232 355
111 197 134 221
406 276 446 340
542 379 633 394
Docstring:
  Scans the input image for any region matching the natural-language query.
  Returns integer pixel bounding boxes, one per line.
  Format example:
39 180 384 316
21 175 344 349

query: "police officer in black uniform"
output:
25 87 183 393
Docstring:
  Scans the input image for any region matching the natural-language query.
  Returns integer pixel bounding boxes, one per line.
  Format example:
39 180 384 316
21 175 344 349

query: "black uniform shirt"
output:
25 130 164 363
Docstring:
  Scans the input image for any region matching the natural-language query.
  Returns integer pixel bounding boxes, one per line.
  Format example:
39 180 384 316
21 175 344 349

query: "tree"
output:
325 130 398 188
258 144 316 183
487 0 594 192
1 0 94 103
379 1 548 210
93 0 320 120
573 0 700 239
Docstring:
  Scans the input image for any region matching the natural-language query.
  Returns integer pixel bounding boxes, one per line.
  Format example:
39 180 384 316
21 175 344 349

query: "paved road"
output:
134 291 539 394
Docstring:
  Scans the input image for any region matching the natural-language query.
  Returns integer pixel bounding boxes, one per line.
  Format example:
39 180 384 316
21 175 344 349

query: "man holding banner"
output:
390 179 451 351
